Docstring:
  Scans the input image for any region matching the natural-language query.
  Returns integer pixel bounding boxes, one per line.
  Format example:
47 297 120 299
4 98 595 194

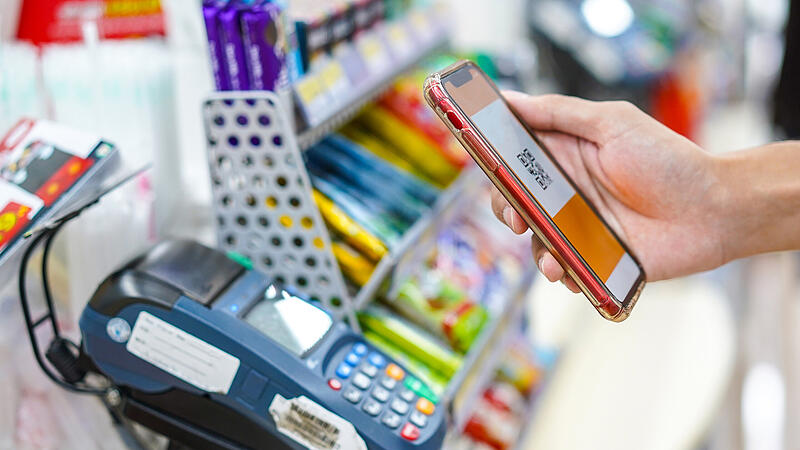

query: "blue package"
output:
323 135 439 205
306 142 428 223
309 175 402 247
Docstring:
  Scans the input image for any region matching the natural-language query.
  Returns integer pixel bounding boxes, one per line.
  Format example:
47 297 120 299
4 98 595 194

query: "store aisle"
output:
524 277 736 450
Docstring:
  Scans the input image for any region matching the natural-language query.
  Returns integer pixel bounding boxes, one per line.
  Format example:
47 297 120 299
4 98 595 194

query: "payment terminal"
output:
78 240 446 449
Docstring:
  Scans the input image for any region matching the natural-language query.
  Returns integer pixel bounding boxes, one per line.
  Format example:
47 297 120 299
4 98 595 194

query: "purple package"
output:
218 2 250 91
202 1 231 91
241 2 287 91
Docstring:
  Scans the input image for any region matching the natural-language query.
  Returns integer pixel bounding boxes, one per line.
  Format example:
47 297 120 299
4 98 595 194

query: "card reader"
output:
78 240 446 449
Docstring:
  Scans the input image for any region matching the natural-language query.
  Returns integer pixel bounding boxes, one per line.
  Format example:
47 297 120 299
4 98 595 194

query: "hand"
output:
492 92 730 291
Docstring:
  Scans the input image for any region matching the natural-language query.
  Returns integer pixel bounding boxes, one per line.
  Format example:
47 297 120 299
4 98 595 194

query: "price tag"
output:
408 10 432 39
295 74 325 106
319 60 351 100
356 33 389 75
294 73 330 126
385 22 413 59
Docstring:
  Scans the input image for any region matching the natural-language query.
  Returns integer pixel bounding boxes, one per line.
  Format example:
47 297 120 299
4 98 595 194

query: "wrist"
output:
707 153 741 266
711 142 800 262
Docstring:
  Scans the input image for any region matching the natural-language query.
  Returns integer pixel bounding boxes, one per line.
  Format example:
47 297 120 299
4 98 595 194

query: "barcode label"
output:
269 395 367 450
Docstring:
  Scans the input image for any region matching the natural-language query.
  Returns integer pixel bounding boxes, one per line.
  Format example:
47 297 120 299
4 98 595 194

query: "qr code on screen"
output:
516 148 553 190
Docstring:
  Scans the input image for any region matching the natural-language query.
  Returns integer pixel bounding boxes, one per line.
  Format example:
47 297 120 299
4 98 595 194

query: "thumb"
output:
502 92 629 146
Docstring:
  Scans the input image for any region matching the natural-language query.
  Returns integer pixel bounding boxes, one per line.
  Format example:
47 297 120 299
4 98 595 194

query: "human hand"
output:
492 92 729 291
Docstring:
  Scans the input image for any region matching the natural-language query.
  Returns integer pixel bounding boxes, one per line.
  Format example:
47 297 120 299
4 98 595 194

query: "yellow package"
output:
340 125 421 175
313 190 388 263
355 106 460 187
332 242 375 287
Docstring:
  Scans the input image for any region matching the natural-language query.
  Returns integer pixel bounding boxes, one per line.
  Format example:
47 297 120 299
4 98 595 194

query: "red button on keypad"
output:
328 378 342 391
400 423 420 441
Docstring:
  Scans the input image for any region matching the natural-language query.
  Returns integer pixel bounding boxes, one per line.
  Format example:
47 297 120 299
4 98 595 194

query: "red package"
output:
463 396 522 450
16 0 166 45
379 82 471 168
0 202 34 250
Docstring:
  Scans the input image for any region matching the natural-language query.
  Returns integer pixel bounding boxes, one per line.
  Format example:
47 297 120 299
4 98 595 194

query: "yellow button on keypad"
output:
416 397 435 415
385 363 405 381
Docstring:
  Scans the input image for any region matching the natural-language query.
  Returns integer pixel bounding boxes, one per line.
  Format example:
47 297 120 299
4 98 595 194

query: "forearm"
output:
714 141 800 262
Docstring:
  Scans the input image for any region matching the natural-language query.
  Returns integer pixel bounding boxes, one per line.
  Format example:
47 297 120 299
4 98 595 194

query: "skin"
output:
491 92 800 293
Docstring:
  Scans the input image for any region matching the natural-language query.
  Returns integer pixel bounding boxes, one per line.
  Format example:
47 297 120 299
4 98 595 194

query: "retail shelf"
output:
294 8 449 150
351 165 481 312
445 267 536 431
512 369 555 450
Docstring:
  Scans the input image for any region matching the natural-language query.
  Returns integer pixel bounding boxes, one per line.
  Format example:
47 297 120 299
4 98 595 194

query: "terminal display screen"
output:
244 285 332 357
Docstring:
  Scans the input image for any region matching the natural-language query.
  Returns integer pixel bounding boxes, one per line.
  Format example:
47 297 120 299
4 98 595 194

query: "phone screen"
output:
441 65 642 303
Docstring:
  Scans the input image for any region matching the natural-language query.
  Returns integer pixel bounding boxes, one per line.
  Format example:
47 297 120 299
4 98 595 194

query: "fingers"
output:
491 187 527 234
562 276 581 293
502 91 637 146
532 235 580 293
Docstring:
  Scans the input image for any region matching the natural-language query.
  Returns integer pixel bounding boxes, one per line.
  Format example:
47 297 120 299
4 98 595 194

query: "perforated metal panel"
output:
202 92 353 322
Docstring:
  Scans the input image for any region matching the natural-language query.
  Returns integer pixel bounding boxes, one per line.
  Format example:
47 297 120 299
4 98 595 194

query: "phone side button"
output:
463 130 499 172
445 110 466 129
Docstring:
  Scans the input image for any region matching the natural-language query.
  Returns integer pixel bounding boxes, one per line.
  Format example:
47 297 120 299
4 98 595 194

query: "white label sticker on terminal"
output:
269 394 367 450
126 311 240 394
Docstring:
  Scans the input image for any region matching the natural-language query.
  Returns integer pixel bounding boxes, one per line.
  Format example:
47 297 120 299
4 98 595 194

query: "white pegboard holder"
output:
202 91 357 326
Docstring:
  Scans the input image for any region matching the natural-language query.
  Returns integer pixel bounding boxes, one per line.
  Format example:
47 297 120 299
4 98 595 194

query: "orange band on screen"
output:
552 195 624 281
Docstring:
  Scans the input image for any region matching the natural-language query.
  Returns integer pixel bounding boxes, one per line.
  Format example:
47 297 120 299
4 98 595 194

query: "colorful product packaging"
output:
218 2 250 90
379 83 471 168
313 189 388 263
324 134 439 205
203 1 297 90
203 1 231 91
331 241 375 286
306 141 428 225
339 125 428 181
388 273 489 353
330 2 355 44
355 106 460 187
309 175 402 247
358 306 462 379
462 384 525 450
290 2 331 72
241 1 287 91
362 329 447 400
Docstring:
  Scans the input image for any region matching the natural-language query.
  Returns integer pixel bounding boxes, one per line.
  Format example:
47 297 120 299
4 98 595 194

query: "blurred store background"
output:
0 0 798 449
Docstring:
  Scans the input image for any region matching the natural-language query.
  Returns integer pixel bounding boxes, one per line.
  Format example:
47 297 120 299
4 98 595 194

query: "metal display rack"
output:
201 5 539 444
293 8 450 150
444 268 536 430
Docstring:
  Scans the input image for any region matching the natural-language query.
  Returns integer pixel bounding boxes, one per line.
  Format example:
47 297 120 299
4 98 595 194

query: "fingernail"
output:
537 256 545 272
502 206 514 228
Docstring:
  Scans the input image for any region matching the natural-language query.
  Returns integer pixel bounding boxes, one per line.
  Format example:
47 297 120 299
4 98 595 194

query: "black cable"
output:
16 165 150 396
40 220 65 337
18 226 106 395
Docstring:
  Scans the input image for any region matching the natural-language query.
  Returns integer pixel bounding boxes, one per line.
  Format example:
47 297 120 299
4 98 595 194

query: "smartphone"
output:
424 60 645 321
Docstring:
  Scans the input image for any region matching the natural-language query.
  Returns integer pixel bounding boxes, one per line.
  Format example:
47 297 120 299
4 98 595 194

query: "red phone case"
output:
424 61 644 321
